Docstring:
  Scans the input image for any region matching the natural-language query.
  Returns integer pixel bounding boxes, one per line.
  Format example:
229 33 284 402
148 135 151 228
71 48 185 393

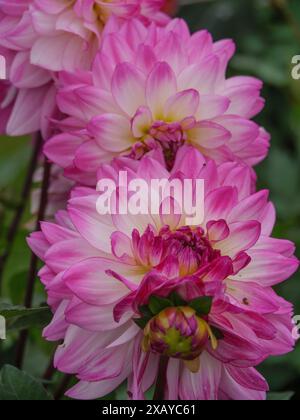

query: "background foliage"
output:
0 0 299 400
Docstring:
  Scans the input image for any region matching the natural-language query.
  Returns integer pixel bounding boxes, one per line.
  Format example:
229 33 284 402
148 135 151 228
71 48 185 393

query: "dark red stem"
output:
153 356 169 401
15 157 51 368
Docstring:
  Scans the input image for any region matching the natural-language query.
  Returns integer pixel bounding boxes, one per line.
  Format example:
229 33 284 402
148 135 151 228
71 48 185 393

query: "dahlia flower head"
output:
45 18 270 186
0 0 171 137
28 146 299 400
0 2 57 137
29 0 171 72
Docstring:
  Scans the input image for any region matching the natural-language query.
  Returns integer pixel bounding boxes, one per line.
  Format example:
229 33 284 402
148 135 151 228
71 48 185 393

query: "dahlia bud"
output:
142 307 218 368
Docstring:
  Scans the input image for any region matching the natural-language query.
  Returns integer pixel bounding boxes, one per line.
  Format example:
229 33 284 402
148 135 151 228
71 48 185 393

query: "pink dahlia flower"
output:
28 147 298 400
0 2 58 137
30 0 171 72
0 0 171 137
45 18 270 185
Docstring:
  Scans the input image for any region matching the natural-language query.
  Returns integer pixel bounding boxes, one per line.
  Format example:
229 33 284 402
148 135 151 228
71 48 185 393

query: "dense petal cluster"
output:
0 0 171 137
28 147 299 400
0 1 56 137
1 0 297 402
44 18 270 185
29 0 170 72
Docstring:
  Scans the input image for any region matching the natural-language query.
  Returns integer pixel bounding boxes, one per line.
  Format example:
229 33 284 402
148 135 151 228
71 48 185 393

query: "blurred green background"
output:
0 0 299 400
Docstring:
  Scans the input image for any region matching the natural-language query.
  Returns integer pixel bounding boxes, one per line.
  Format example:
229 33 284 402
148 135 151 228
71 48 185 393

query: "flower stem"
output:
0 132 43 291
15 157 51 369
43 351 56 384
54 375 72 400
25 158 51 308
153 356 169 401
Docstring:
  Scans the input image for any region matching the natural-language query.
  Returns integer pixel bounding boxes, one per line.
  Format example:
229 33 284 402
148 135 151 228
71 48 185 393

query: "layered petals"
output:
44 18 269 184
28 148 298 400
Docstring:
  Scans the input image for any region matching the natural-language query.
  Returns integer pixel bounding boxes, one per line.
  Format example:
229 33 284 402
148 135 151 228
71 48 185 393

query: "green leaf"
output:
0 365 53 400
189 297 213 316
267 391 294 401
0 302 25 319
138 305 153 319
0 303 52 331
148 296 173 315
0 303 50 320
8 310 52 332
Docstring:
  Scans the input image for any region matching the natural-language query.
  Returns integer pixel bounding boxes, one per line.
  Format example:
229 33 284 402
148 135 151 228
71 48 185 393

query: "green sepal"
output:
148 295 173 315
189 296 213 316
133 318 148 330
138 305 153 319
